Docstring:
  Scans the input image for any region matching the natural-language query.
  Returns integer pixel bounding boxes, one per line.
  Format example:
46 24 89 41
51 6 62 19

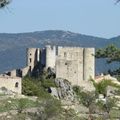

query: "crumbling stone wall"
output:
21 66 29 77
0 45 95 92
0 75 21 94
26 48 38 72
56 47 84 85
7 69 17 77
83 48 95 81
45 45 56 69
25 46 95 85
56 46 95 85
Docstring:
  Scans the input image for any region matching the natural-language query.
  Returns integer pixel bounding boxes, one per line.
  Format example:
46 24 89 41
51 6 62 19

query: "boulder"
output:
48 87 59 99
49 78 75 102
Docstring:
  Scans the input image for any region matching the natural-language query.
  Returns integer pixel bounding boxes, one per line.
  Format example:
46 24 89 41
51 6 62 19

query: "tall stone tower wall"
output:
45 45 56 69
26 48 38 72
56 47 84 85
83 48 95 81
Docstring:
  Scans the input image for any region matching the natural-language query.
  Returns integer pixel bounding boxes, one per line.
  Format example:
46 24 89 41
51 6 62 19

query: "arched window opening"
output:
29 58 32 63
15 82 19 88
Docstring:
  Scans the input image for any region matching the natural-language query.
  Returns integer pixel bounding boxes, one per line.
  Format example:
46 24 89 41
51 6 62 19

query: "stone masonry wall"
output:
56 47 84 85
26 48 38 72
83 48 95 81
25 46 95 86
0 75 22 94
45 45 56 69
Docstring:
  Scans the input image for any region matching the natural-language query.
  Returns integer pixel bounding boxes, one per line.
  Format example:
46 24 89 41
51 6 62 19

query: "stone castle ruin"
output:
0 74 21 94
26 45 95 85
0 45 95 94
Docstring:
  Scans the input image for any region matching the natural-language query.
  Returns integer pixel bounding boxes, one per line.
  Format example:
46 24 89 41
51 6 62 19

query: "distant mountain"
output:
0 30 119 74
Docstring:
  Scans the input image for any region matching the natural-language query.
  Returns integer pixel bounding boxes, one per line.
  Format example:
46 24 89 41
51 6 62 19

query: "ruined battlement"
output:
56 46 95 85
46 45 56 69
0 45 95 93
0 74 22 94
26 45 95 85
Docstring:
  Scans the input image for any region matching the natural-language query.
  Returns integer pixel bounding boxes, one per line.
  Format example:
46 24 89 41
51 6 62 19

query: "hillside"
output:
0 30 119 73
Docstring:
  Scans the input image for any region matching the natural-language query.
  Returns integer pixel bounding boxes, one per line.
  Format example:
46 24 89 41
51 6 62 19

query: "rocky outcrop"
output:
47 67 56 78
49 78 76 102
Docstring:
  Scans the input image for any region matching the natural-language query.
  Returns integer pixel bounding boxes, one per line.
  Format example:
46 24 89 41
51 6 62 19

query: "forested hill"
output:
0 30 119 73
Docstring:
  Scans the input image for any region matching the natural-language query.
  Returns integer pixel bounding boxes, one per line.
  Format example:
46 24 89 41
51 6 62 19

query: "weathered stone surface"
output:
47 67 56 78
56 47 95 85
50 78 75 102
78 81 95 92
26 45 95 85
0 74 22 94
49 77 95 102
49 87 59 99
46 45 56 69
0 45 95 95
0 87 15 95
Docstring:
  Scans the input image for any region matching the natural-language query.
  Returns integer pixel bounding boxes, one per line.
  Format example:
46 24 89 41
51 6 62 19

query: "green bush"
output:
0 98 38 113
73 85 83 96
22 77 40 96
37 98 62 119
41 79 56 88
17 98 30 113
91 79 120 97
22 76 52 99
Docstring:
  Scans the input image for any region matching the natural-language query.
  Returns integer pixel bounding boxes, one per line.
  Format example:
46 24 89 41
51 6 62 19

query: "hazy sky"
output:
0 0 120 38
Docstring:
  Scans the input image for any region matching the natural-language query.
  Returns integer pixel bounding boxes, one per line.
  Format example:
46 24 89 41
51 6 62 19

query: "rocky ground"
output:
0 68 120 120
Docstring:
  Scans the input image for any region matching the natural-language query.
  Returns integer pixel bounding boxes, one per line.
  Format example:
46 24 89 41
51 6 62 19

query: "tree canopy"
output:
96 44 120 63
96 44 120 76
0 0 11 8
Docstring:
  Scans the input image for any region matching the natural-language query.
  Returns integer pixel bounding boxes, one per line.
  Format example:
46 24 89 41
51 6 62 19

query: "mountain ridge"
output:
0 30 119 73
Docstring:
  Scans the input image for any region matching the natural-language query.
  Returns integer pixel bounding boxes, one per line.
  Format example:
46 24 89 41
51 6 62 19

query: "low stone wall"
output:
0 75 21 94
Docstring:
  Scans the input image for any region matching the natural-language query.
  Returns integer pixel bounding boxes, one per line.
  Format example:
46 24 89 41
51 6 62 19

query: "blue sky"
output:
0 0 120 38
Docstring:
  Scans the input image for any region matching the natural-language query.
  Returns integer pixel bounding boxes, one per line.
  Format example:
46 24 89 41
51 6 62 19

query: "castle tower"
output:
56 47 84 85
26 48 38 72
83 48 95 81
45 45 56 69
